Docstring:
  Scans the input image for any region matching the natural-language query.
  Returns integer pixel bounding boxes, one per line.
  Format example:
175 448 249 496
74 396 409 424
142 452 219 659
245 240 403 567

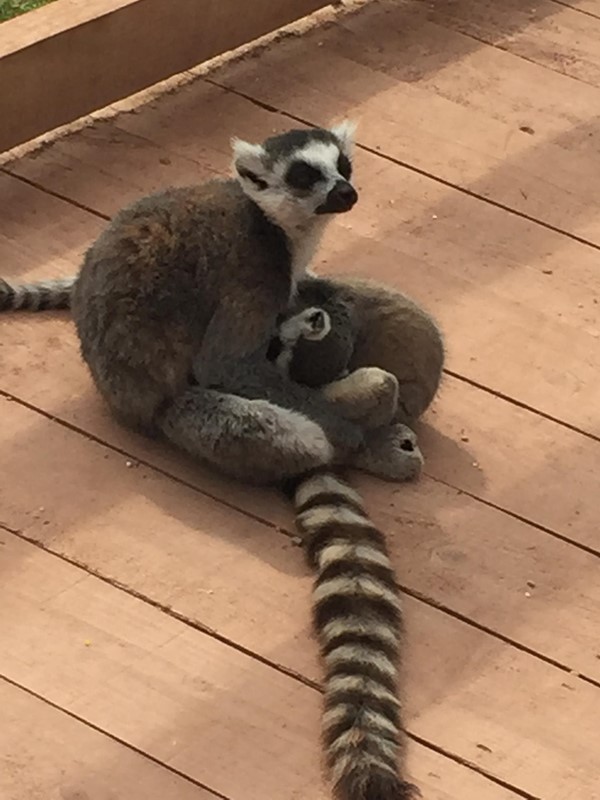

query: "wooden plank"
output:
2 395 599 682
0 0 331 153
428 0 600 87
0 680 216 800
419 378 599 552
559 0 600 15
0 532 524 800
208 0 600 246
2 524 599 799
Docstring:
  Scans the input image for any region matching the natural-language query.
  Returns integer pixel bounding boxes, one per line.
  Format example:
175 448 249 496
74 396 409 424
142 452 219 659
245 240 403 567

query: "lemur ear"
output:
231 138 268 186
330 119 357 157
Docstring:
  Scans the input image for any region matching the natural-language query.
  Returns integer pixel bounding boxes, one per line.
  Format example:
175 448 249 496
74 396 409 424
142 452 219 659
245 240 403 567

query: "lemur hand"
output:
321 367 399 430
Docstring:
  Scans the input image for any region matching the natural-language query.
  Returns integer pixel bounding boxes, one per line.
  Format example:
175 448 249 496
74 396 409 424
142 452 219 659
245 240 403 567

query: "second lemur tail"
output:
285 469 417 800
0 276 75 312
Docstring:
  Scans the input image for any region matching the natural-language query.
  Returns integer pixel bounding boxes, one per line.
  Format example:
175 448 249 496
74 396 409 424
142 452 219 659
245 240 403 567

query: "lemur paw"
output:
279 306 331 344
351 422 423 482
322 367 399 429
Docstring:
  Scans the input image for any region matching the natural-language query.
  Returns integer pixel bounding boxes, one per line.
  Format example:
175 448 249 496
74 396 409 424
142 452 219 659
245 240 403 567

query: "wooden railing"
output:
0 0 332 153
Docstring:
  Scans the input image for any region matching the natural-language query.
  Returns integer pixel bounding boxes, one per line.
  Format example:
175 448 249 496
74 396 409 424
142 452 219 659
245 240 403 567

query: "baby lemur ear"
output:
330 119 357 157
231 138 269 189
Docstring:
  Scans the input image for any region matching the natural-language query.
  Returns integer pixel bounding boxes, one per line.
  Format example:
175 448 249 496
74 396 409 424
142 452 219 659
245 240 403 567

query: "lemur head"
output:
231 121 358 231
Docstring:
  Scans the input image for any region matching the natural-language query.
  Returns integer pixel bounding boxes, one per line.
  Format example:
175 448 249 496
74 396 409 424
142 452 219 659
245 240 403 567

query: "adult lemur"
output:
0 122 421 483
0 124 444 800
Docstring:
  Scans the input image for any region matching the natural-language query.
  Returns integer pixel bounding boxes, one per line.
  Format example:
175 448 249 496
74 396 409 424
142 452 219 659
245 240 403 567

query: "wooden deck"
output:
1 1 599 798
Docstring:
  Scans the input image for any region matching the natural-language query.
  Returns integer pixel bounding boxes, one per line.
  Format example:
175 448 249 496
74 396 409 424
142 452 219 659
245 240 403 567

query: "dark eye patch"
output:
286 160 324 191
337 152 352 180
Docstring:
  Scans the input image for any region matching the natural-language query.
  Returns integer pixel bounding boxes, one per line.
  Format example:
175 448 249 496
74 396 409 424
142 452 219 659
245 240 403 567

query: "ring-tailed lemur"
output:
265 278 444 800
264 295 424 800
31 124 371 480
0 123 420 483
0 125 444 800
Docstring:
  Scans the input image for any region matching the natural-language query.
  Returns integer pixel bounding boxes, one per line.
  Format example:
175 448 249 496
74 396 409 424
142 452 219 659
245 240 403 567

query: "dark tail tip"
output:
336 771 421 800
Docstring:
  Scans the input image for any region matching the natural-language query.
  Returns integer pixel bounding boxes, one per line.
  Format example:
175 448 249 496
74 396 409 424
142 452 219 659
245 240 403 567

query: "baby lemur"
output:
270 273 444 427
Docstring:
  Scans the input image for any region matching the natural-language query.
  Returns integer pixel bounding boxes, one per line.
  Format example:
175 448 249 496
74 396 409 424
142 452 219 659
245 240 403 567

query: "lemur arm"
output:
207 350 365 456
194 288 283 385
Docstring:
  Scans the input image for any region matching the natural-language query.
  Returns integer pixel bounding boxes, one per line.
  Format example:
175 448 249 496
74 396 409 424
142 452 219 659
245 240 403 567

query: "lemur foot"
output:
322 367 399 430
351 422 423 482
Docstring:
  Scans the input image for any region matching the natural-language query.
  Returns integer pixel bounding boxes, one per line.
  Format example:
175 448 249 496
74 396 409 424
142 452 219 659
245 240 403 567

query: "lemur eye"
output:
337 153 352 180
286 161 324 191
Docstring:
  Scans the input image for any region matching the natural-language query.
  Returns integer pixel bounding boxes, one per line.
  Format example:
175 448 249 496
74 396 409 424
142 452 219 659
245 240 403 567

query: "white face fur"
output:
231 121 358 235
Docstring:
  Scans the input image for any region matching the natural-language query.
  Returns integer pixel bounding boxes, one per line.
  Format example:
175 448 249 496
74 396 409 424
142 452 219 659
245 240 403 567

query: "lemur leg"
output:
159 387 335 485
315 366 422 481
321 367 399 430
204 354 366 459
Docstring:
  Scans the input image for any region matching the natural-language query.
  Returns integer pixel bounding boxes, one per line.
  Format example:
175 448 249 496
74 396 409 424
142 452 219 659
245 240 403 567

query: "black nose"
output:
315 179 359 215
315 179 358 214
332 180 358 207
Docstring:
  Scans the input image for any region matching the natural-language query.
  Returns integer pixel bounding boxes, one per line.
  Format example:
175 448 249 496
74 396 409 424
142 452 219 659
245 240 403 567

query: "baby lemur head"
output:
231 121 358 231
267 280 356 388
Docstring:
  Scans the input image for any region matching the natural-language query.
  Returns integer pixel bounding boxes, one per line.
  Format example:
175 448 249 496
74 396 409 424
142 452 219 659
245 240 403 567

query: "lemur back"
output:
72 179 290 431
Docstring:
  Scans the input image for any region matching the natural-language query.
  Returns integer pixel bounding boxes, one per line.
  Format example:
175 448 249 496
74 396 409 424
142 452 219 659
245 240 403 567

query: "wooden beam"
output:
0 0 331 153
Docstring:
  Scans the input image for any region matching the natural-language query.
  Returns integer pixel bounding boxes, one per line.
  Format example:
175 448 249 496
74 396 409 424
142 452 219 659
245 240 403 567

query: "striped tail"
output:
287 470 418 800
0 276 75 312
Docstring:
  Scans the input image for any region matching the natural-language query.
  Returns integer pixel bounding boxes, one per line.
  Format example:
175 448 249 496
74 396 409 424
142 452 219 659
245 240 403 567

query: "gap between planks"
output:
552 1 600 20
429 0 600 88
0 675 224 800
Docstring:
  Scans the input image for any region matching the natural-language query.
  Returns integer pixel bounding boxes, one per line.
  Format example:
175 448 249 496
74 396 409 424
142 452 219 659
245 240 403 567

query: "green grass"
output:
0 0 57 22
